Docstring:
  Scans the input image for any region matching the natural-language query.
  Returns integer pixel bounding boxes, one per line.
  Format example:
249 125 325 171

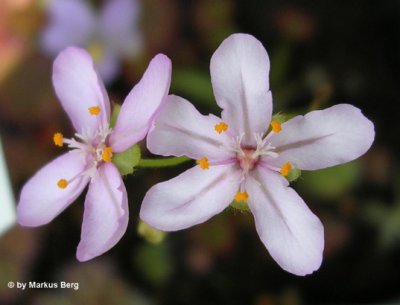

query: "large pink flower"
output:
17 47 171 261
140 33 375 276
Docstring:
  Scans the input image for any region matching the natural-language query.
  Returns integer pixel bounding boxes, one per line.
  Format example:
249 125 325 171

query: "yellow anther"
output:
271 120 282 133
102 146 113 162
57 179 68 189
214 122 228 134
234 191 249 202
88 106 101 116
280 162 292 177
197 157 209 170
53 132 64 147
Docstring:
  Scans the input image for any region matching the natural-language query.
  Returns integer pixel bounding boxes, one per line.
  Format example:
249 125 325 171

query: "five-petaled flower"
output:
17 47 171 261
140 33 375 276
41 0 142 83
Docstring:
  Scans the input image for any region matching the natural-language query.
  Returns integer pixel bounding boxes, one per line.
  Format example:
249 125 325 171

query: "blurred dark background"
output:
0 0 399 304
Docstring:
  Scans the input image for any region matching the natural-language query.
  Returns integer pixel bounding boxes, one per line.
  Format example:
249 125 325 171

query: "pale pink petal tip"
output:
268 104 375 171
210 33 272 145
52 46 111 133
110 53 172 152
17 153 89 227
247 168 324 276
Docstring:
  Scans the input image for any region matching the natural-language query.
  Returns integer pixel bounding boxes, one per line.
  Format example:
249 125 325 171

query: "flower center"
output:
238 148 259 172
53 106 114 188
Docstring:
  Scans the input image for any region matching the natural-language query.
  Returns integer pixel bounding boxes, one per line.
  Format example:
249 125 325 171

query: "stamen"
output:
234 191 248 202
214 122 228 134
271 121 282 133
280 162 292 176
88 106 101 116
197 157 209 170
57 179 68 189
53 132 64 147
101 146 113 162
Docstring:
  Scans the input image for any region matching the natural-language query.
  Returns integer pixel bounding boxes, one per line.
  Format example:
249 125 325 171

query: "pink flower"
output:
17 47 171 261
41 0 142 83
140 33 375 276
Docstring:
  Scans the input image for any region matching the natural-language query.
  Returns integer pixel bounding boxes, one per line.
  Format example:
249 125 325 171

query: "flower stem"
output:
137 156 191 168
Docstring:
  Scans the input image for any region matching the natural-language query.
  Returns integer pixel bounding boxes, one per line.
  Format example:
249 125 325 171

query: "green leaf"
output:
109 104 121 128
112 145 141 176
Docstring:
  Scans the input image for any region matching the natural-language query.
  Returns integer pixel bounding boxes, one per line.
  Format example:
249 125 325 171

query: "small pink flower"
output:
140 33 375 276
41 0 142 83
17 47 171 261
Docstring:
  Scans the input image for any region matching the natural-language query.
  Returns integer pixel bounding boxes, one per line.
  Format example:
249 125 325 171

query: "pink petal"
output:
246 167 324 276
267 104 375 170
41 0 95 56
147 95 235 162
52 47 111 133
76 163 128 262
210 33 272 146
17 152 89 227
140 164 241 231
100 0 143 58
109 54 172 152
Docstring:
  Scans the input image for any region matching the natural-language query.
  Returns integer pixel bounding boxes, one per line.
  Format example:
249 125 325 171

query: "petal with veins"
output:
17 152 89 227
140 164 241 231
110 54 171 152
210 33 272 145
147 95 235 162
77 163 128 262
246 167 324 276
53 47 111 133
267 104 375 170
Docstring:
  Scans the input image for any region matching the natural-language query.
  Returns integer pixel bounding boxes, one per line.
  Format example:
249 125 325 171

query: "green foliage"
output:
298 161 361 199
363 199 400 248
134 243 172 286
171 67 216 110
112 145 141 176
